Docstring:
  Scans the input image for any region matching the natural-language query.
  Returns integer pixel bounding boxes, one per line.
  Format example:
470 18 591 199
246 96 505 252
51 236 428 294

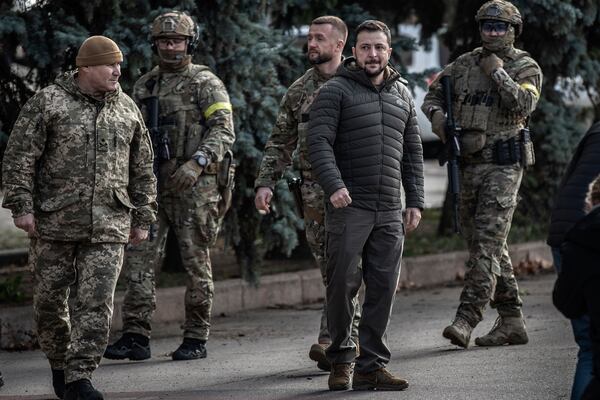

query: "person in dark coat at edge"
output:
548 121 600 400
553 175 600 400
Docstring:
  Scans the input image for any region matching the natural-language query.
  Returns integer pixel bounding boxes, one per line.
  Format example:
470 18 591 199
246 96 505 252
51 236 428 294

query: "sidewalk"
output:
0 273 572 399
1 241 552 349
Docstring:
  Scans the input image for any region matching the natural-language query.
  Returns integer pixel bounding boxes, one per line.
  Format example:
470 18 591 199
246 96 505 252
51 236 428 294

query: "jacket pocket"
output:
114 188 136 209
495 193 517 209
39 192 80 212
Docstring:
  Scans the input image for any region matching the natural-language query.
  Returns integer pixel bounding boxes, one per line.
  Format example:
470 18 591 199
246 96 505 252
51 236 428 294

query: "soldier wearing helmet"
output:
105 10 235 362
422 0 542 349
151 11 199 65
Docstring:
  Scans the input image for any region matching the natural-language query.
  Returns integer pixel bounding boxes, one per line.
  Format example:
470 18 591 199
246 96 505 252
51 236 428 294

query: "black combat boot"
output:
52 368 65 399
0 370 4 388
64 379 103 400
172 338 207 360
103 333 150 360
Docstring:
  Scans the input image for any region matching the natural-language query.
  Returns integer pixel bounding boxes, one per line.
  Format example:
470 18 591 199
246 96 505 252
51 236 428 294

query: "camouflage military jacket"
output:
254 67 332 189
2 72 157 243
422 46 542 142
133 63 234 189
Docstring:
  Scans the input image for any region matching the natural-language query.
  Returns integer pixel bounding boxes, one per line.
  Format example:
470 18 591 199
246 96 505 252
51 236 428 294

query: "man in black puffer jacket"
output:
548 121 600 400
308 20 424 392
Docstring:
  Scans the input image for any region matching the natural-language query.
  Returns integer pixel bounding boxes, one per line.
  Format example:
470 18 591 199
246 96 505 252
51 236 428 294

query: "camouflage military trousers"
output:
301 178 361 343
121 174 222 341
30 238 124 383
456 163 524 326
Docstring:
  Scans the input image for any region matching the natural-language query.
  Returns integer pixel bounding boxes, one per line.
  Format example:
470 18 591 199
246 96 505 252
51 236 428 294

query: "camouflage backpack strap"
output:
504 49 541 102
293 69 319 173
504 49 536 78
300 70 317 122
168 65 213 160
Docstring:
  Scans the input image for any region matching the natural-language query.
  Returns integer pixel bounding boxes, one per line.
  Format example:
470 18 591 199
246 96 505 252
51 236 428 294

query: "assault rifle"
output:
439 75 461 234
143 94 169 241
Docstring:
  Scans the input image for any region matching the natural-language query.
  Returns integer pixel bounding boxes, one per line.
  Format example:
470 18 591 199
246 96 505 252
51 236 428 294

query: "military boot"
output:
104 333 150 360
52 368 65 399
328 363 353 391
475 316 529 346
0 370 4 388
308 343 331 372
353 367 409 391
64 379 103 400
442 317 474 348
172 338 207 360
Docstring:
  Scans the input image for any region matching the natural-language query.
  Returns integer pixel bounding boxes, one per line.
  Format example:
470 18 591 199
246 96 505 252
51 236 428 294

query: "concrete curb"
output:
0 241 552 348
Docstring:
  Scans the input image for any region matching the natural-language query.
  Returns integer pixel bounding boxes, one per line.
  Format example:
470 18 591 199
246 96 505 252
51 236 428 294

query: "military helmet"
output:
152 11 196 38
476 0 522 35
151 11 200 53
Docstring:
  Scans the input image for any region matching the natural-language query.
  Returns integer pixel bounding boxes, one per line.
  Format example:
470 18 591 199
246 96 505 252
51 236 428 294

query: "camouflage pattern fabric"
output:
31 238 124 383
422 45 542 326
120 63 234 341
456 163 523 325
2 71 157 242
255 67 360 343
254 68 329 189
1 71 156 382
122 172 221 340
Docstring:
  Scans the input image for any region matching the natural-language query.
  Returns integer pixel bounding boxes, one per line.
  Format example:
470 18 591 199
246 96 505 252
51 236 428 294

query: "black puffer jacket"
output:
307 58 424 211
553 205 600 319
547 122 600 247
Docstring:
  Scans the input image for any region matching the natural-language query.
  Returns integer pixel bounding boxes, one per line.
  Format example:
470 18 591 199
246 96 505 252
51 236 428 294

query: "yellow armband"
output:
520 83 539 100
204 102 232 119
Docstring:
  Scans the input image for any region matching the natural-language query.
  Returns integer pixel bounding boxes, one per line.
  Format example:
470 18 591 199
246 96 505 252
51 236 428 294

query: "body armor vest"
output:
452 48 531 144
139 64 211 163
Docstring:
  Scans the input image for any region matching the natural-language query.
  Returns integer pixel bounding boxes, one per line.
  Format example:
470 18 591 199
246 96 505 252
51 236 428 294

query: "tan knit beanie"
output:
76 36 123 67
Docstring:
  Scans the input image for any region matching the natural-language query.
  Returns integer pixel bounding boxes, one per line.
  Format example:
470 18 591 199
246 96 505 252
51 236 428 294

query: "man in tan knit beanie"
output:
2 34 156 400
74 35 123 99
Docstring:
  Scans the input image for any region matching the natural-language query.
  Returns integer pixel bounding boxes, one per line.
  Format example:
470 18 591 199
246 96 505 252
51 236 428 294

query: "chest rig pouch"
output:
453 58 495 155
293 73 320 172
145 66 209 165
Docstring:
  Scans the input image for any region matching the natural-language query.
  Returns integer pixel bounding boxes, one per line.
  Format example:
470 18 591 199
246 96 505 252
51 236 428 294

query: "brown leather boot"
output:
475 316 529 346
308 343 330 372
442 317 474 348
352 367 409 391
328 363 353 391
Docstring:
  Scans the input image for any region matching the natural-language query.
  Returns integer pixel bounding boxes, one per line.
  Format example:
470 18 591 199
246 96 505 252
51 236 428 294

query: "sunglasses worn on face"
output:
157 38 186 46
481 21 509 34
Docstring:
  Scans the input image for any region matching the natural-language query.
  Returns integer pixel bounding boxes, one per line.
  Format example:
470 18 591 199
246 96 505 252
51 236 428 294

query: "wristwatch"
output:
193 153 210 168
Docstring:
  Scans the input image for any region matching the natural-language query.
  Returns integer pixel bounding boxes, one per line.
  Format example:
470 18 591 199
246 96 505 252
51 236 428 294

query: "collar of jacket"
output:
336 56 405 90
312 55 345 81
55 70 121 104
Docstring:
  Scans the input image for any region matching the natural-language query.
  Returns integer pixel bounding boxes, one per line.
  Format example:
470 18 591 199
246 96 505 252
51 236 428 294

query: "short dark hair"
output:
311 15 348 41
355 20 391 45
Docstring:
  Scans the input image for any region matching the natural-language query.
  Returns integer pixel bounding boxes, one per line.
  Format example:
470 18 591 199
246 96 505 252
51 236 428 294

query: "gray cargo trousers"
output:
324 206 404 373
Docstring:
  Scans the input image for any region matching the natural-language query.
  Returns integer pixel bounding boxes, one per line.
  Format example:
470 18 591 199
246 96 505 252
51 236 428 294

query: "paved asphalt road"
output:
1 273 574 400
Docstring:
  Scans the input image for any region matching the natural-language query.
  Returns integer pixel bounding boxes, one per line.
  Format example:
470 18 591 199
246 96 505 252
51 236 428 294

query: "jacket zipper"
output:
377 89 384 211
